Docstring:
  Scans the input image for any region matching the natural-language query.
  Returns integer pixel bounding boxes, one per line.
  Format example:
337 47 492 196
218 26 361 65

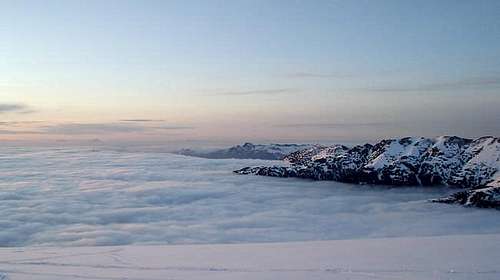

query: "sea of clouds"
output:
1 147 500 247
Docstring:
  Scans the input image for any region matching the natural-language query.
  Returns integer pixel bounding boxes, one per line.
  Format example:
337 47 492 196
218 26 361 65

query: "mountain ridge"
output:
234 136 499 209
176 142 313 160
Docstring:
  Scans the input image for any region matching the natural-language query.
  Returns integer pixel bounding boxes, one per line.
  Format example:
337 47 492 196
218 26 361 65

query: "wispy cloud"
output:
0 103 35 114
0 129 42 135
214 88 297 96
274 122 389 128
0 121 44 126
37 123 194 135
361 76 500 93
119 119 165 122
40 123 148 135
288 72 351 79
152 125 194 130
0 121 195 136
0 120 45 135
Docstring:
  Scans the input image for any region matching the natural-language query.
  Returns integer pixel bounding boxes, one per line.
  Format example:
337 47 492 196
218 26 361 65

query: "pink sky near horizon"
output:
2 1 499 145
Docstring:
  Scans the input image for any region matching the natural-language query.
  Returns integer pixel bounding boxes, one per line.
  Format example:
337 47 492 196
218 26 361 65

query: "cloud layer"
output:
214 88 296 96
274 122 389 128
1 147 500 247
0 122 194 137
361 76 500 93
0 103 33 114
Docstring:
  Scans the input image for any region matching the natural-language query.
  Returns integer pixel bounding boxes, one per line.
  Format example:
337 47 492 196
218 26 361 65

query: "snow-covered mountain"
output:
235 136 500 209
177 143 313 160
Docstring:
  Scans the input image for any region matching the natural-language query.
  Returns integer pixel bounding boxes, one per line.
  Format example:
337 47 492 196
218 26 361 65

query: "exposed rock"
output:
451 137 500 188
284 145 332 164
431 177 500 209
432 137 500 208
418 136 472 185
234 136 500 209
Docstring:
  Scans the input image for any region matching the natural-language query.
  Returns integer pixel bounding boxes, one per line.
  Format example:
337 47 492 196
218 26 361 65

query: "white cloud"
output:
213 88 297 96
0 147 500 247
0 103 34 114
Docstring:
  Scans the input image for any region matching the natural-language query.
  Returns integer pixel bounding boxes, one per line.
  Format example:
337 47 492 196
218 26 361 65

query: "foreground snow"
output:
0 234 499 280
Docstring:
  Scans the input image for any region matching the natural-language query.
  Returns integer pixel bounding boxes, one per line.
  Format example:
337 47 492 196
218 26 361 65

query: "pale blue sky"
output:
1 0 499 144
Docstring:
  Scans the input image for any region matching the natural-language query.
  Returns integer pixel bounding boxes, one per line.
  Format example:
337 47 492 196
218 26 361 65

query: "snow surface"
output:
0 234 499 280
1 147 500 247
462 137 500 186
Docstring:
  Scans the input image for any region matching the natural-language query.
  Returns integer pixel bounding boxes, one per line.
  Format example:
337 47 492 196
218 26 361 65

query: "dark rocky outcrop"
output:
234 136 500 209
431 181 500 208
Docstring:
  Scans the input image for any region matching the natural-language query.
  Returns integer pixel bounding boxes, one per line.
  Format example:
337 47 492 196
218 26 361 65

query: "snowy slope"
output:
0 234 499 280
176 143 312 160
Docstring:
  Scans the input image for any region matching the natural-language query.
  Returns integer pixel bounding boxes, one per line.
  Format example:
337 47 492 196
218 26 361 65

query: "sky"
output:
1 0 499 146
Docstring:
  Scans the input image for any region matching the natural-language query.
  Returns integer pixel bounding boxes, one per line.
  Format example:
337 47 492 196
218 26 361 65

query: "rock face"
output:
431 181 500 208
235 136 500 209
177 143 312 160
